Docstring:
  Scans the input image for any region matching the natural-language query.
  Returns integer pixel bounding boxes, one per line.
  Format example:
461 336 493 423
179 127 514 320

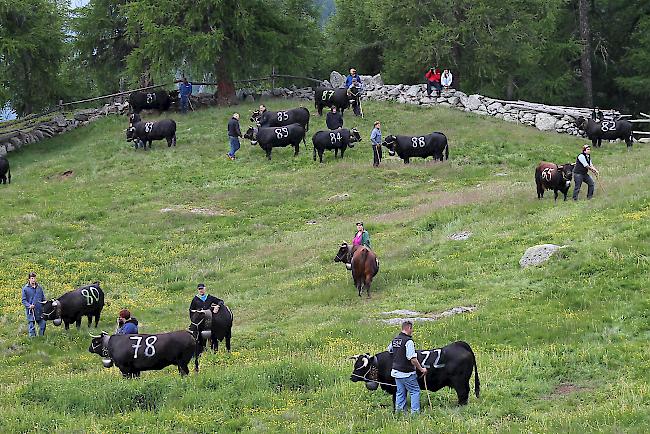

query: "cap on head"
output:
28 272 37 278
197 283 206 289
119 309 131 319
583 144 591 151
356 221 363 226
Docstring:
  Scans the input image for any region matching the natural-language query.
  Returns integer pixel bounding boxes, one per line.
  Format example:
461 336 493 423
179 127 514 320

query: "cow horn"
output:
89 332 101 338
190 309 198 313
361 357 369 368
101 330 109 335
39 301 47 304
52 300 59 307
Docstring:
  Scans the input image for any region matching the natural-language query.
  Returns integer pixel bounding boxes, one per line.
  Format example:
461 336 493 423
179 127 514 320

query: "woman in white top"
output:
441 69 453 89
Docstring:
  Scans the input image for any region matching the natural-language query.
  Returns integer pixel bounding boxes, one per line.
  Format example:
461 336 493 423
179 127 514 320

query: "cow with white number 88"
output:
381 132 449 164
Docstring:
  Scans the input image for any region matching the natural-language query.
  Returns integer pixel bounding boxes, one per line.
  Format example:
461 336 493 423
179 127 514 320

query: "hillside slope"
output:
0 101 648 432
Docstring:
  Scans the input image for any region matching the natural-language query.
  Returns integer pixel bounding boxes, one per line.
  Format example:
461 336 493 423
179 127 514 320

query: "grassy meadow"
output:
0 100 648 433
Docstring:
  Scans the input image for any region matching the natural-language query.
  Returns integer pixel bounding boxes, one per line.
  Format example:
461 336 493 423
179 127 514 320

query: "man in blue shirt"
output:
370 120 382 167
21 272 47 337
387 321 428 413
178 77 193 114
115 309 139 334
345 68 363 117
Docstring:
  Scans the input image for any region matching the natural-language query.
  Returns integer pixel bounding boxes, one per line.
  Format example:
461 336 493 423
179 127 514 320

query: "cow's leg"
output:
313 146 317 161
266 149 272 160
536 181 544 199
225 331 231 352
625 134 633 148
554 190 559 201
64 321 70 330
452 378 471 405
75 318 82 329
404 158 410 164
167 137 172 147
94 313 100 327
212 337 218 353
87 315 92 327
340 148 345 159
294 144 299 157
178 363 190 376
173 135 177 147
319 150 324 163
365 275 372 298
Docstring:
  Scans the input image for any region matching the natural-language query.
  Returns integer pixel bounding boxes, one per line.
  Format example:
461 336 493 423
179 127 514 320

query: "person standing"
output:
370 120 382 167
591 107 604 122
573 144 599 200
257 104 269 126
326 106 343 130
227 113 242 160
115 309 139 335
346 68 363 116
441 69 453 90
345 68 362 90
189 283 224 315
425 67 442 97
178 77 193 114
387 321 428 414
21 272 46 337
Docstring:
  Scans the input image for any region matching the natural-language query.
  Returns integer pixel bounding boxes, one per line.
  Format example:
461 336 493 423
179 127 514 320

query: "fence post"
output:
271 66 276 91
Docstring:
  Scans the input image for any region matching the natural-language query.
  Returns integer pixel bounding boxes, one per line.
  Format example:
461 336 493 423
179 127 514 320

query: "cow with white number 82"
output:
89 330 199 377
40 282 105 330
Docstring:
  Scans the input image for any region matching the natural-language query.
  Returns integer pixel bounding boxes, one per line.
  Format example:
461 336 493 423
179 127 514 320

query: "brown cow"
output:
334 242 379 297
535 161 575 201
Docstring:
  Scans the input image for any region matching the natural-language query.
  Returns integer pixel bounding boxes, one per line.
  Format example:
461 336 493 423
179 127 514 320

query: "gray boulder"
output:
329 71 346 88
519 244 565 268
535 113 559 132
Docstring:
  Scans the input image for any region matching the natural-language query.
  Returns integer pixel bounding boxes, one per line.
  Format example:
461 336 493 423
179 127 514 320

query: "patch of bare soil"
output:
160 206 226 216
544 383 593 399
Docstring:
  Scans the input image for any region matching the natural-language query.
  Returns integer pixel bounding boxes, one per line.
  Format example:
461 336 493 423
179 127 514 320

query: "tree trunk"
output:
578 0 593 107
506 75 515 100
216 56 235 106
451 3 466 89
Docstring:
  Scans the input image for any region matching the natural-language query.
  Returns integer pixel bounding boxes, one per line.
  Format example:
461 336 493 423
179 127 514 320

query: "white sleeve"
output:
578 154 589 167
405 340 417 360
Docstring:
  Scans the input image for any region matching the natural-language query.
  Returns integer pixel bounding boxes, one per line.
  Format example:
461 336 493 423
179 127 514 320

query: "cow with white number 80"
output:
243 123 306 160
89 330 199 377
40 282 105 330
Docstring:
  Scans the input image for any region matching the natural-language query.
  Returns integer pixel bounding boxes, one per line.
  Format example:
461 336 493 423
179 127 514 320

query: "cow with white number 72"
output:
40 282 105 330
89 330 200 377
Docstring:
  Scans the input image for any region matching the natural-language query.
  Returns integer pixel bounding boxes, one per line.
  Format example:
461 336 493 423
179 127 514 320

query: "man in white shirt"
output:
573 144 599 200
387 321 428 413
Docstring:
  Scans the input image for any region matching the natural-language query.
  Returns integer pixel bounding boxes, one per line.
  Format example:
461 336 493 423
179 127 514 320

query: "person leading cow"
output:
387 320 428 414
21 272 47 337
573 144 599 200
370 121 382 167
346 68 363 116
189 283 224 315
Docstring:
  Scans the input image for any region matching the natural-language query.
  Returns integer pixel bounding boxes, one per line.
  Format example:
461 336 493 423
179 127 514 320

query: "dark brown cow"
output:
535 161 575 201
334 242 379 297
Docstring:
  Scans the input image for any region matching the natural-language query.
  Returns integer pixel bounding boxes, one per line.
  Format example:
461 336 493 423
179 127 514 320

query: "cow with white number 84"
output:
40 282 105 330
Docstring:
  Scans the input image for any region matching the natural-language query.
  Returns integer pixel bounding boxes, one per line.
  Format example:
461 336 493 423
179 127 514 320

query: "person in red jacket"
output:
425 67 442 97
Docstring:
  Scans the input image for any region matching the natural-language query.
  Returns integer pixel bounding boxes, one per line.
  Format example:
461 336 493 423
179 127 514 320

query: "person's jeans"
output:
372 144 382 166
28 319 46 337
427 81 442 96
228 136 241 157
573 172 595 200
395 374 421 413
180 96 189 113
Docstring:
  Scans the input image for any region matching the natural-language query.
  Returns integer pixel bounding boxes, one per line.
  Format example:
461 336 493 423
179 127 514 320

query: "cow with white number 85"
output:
40 282 105 330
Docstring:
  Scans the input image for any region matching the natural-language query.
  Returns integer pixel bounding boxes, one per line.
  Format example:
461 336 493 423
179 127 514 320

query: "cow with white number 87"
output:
89 330 199 377
381 132 449 164
40 282 105 331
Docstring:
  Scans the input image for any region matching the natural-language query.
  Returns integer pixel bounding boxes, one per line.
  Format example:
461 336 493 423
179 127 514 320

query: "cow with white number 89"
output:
243 123 306 160
40 282 105 330
89 330 199 377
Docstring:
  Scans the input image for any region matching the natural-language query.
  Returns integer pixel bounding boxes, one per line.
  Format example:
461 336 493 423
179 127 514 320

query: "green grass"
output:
0 100 648 433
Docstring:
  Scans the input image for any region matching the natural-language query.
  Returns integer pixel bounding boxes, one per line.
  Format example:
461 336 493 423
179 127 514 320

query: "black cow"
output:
128 90 176 114
0 157 10 184
41 283 104 330
243 123 305 160
189 305 233 366
89 330 198 377
314 87 351 116
334 242 379 297
251 107 310 133
312 128 362 163
350 341 480 408
128 113 141 126
381 133 449 163
126 119 177 149
576 117 633 148
535 161 575 201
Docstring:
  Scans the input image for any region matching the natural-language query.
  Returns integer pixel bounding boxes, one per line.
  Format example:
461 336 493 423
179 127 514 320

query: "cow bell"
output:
365 381 379 391
200 330 212 339
53 318 62 326
345 263 352 271
102 358 114 368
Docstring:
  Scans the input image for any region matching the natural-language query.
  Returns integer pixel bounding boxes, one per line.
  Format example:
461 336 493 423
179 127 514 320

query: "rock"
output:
306 220 318 225
387 87 402 97
397 96 407 104
448 96 460 105
53 114 67 128
466 94 482 110
487 102 503 114
327 193 349 201
448 231 472 241
0 145 6 157
420 96 434 104
519 244 565 268
535 113 559 131
405 85 422 97
381 309 422 316
245 95 255 103
372 73 383 86
330 71 345 88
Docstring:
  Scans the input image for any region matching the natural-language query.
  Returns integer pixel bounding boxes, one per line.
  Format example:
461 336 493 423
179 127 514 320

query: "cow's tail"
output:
456 341 480 398
7 165 10 184
444 142 449 161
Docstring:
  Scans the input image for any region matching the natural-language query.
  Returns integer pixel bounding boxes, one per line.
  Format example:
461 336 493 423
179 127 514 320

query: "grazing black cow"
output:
89 330 198 377
381 133 449 163
189 305 233 367
128 113 141 126
312 128 362 163
576 117 633 148
334 242 379 297
314 87 351 116
128 90 176 114
350 341 480 408
41 283 104 330
250 107 310 133
0 157 10 184
126 119 177 149
243 123 305 160
535 161 575 201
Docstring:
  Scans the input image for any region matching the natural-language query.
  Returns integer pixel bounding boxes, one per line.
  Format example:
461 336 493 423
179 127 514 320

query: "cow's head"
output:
575 116 587 129
244 126 258 145
381 135 398 156
88 331 112 366
40 299 62 326
189 309 213 340
168 89 179 103
250 110 261 123
334 242 352 265
126 126 136 142
349 128 362 147
129 113 141 126
349 353 380 390
558 163 574 182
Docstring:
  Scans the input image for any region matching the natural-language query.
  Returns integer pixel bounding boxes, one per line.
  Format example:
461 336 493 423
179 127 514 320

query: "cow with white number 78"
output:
40 282 105 331
89 330 200 378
